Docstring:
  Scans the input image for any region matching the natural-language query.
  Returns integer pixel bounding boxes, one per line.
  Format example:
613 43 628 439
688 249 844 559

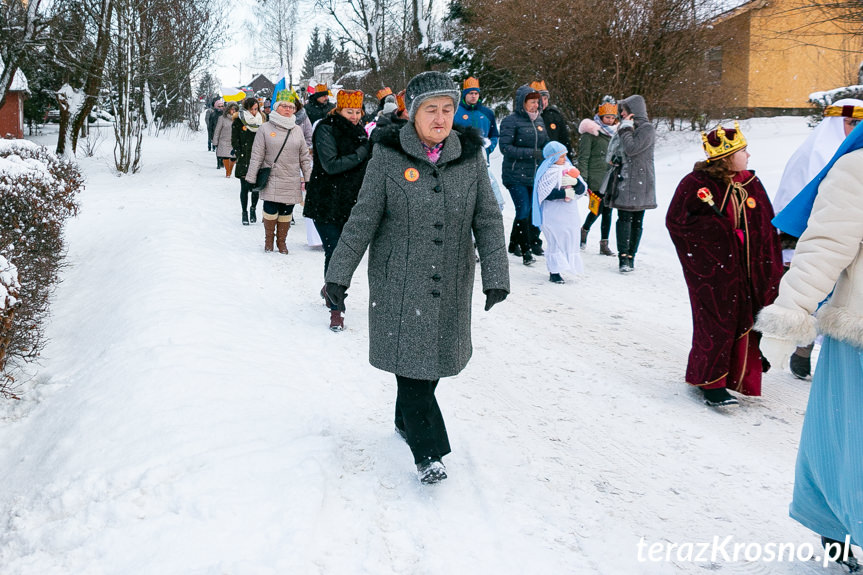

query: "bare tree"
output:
0 0 49 110
256 0 299 84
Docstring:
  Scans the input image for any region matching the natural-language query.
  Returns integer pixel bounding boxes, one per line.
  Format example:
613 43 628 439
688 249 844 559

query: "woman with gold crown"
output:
666 123 784 407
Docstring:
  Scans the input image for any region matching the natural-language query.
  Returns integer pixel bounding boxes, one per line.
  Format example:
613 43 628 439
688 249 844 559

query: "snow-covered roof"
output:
0 57 29 93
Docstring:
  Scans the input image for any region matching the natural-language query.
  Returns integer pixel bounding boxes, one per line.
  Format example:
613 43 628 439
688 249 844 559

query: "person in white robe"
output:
531 141 588 284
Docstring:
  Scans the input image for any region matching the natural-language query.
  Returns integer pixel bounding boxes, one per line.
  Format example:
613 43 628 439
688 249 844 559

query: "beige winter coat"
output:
212 114 235 158
245 120 312 205
755 148 863 348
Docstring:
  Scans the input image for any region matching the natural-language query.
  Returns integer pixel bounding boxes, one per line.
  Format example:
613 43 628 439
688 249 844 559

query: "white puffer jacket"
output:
755 148 863 348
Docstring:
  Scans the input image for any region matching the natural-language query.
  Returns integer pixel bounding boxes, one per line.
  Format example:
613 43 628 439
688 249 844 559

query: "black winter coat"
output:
231 115 258 179
541 105 571 155
206 109 220 140
499 85 550 188
304 113 371 225
306 99 335 125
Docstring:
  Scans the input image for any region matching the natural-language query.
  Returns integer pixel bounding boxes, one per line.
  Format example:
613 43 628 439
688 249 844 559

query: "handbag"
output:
599 158 623 207
252 128 293 193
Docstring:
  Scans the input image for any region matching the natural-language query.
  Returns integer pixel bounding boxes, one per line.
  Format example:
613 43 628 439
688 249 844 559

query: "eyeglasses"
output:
848 118 860 128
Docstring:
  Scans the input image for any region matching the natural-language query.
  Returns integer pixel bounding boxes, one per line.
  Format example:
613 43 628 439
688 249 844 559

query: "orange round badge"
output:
404 168 420 182
270 132 276 137
537 126 544 131
462 114 469 120
746 197 757 208
550 123 557 130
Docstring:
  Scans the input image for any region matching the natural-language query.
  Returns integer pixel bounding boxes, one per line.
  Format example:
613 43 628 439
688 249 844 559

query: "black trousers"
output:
239 179 259 212
616 209 645 256
394 375 451 464
314 221 345 311
583 203 613 240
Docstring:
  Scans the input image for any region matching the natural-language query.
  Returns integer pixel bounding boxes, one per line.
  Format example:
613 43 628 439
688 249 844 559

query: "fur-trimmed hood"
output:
371 122 485 165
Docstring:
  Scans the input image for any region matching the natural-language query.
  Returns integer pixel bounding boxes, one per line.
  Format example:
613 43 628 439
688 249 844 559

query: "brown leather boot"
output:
223 159 232 178
599 239 615 256
263 218 276 252
276 219 291 254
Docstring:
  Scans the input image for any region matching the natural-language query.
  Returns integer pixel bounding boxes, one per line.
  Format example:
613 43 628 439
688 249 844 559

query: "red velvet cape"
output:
666 170 783 391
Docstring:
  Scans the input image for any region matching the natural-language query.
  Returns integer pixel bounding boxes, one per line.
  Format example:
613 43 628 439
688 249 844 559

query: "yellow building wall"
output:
746 0 863 108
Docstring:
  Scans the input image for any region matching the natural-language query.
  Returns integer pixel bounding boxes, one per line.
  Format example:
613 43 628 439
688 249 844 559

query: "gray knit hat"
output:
405 71 460 122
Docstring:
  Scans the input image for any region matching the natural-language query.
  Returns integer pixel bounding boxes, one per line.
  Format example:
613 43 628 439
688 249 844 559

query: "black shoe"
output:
523 251 536 266
822 536 859 571
619 255 633 273
242 210 249 225
703 387 739 407
249 207 257 223
417 457 447 484
531 244 544 256
549 273 565 284
508 242 522 257
790 352 811 379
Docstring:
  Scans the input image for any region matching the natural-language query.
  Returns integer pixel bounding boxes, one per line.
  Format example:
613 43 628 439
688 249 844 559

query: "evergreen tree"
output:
320 31 335 63
300 27 322 79
333 48 353 80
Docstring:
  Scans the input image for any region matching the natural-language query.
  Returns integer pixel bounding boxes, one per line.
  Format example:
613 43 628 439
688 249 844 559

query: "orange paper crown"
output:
376 87 393 100
314 83 329 95
701 121 747 162
337 90 364 109
598 102 618 116
396 89 406 112
529 80 548 92
463 77 480 91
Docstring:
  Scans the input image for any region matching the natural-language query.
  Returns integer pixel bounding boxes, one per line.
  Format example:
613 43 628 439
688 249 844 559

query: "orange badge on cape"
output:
404 168 420 182
550 123 557 130
270 132 276 137
746 197 757 208
462 114 469 120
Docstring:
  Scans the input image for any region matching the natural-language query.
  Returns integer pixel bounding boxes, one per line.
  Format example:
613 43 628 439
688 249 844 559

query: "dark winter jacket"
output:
304 113 371 225
610 95 656 211
325 123 510 380
231 113 260 179
499 85 550 188
577 118 613 192
306 98 335 125
541 105 571 155
206 108 220 140
455 98 499 157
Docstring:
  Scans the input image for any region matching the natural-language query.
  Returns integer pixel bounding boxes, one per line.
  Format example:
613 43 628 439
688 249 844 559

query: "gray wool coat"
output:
609 95 656 212
325 123 510 380
213 114 236 159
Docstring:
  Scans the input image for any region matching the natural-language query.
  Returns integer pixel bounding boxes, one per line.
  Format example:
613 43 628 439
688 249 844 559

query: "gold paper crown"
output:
598 102 618 116
376 87 393 100
701 122 747 162
396 89 406 112
824 104 863 119
529 80 548 92
337 90 364 109
463 77 480 91
314 83 330 95
276 88 299 103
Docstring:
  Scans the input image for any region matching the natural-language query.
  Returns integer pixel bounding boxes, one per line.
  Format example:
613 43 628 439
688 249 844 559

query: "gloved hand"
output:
482 137 492 149
534 149 545 161
619 118 635 130
484 288 508 311
759 335 797 371
325 282 348 310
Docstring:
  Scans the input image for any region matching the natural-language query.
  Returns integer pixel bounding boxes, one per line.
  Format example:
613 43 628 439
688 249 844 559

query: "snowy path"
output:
0 121 839 574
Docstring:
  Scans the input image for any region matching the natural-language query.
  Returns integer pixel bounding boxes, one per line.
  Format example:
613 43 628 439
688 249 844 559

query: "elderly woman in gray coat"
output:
213 102 238 177
608 94 656 272
323 71 510 485
245 98 312 254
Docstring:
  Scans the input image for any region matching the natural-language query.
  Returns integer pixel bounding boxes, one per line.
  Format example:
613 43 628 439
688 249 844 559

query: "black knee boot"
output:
616 216 633 272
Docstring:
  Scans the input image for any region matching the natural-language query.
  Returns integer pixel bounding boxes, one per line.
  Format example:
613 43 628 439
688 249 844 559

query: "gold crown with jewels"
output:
701 121 747 162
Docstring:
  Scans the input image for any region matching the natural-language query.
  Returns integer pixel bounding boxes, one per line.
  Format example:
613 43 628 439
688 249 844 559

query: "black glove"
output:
533 150 544 161
484 288 508 311
325 282 348 310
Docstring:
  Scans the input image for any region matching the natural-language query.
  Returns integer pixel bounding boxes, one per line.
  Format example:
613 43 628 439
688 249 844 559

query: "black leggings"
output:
394 375 451 464
314 221 345 311
583 203 613 240
240 179 259 211
262 201 295 217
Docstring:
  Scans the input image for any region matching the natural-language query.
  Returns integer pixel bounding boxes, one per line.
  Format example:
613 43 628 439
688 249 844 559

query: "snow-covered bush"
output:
0 140 83 396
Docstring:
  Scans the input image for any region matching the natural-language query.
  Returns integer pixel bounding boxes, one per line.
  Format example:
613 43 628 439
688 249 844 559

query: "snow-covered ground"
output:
0 119 842 574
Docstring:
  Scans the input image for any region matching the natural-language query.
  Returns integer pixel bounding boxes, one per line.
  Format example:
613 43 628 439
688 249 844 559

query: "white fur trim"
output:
817 305 863 348
579 118 600 136
755 305 817 346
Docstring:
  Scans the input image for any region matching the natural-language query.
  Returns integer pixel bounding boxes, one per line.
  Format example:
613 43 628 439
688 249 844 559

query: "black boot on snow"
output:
790 352 811 379
703 387 739 407
242 210 249 226
523 251 536 266
508 242 522 257
417 457 447 484
549 273 565 284
822 536 859 572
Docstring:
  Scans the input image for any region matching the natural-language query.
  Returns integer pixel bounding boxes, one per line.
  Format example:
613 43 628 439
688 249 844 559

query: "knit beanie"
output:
405 71 460 122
